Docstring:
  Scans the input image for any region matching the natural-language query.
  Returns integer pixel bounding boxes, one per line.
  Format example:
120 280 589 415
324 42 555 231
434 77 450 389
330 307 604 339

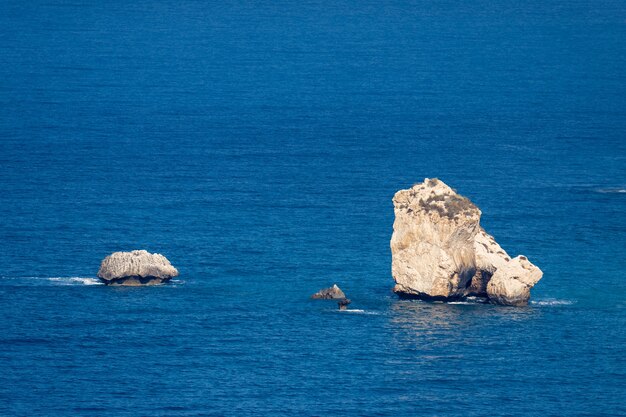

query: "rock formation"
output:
470 228 509 296
486 256 543 306
97 250 178 286
391 178 542 306
390 178 480 300
311 284 346 299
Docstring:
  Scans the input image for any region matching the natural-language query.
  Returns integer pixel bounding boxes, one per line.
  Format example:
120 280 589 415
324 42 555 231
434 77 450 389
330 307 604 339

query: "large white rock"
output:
391 178 481 299
391 178 543 306
97 250 178 286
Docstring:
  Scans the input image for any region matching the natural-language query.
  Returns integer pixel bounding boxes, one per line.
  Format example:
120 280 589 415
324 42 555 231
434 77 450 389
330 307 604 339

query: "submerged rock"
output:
97 250 178 286
311 284 346 299
391 178 542 306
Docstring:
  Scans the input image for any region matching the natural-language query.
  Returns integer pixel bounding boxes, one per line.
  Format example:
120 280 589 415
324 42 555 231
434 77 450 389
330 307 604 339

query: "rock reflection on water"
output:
376 299 554 412
387 299 539 360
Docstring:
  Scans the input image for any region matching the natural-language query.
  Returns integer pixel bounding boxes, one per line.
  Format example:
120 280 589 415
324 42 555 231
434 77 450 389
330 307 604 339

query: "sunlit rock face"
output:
391 179 542 306
486 256 543 306
471 228 510 296
391 179 481 300
97 250 178 286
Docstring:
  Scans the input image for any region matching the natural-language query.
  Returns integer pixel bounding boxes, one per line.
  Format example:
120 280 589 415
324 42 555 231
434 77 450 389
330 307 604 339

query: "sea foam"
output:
47 277 103 286
530 299 574 306
337 309 380 315
595 187 626 194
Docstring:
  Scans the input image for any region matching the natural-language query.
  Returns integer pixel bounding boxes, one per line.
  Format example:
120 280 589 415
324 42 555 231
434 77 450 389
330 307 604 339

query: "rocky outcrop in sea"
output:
311 284 346 299
97 250 179 286
390 178 542 306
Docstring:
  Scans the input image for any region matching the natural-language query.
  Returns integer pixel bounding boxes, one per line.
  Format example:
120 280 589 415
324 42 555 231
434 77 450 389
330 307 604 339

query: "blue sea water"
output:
1 0 625 415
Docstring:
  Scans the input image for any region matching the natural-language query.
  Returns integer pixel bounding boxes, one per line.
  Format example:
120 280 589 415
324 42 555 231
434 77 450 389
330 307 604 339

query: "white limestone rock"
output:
391 178 543 306
487 256 543 306
97 250 178 286
391 178 480 300
469 228 510 296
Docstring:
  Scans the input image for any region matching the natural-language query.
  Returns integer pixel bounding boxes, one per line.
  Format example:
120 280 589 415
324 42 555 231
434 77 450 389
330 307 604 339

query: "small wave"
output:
530 299 574 306
0 276 104 286
595 187 626 194
338 309 379 315
47 277 103 286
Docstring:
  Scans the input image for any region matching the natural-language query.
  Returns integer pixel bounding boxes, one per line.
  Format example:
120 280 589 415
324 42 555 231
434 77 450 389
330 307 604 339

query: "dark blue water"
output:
1 1 625 415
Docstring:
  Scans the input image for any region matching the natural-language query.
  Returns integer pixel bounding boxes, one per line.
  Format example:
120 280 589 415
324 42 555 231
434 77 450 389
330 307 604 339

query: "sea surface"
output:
1 1 625 416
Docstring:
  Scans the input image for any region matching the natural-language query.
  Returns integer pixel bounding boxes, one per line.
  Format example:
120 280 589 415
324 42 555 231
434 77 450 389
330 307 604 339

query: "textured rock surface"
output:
311 284 346 299
470 228 510 296
391 178 480 300
391 178 542 305
487 256 543 306
97 250 178 286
